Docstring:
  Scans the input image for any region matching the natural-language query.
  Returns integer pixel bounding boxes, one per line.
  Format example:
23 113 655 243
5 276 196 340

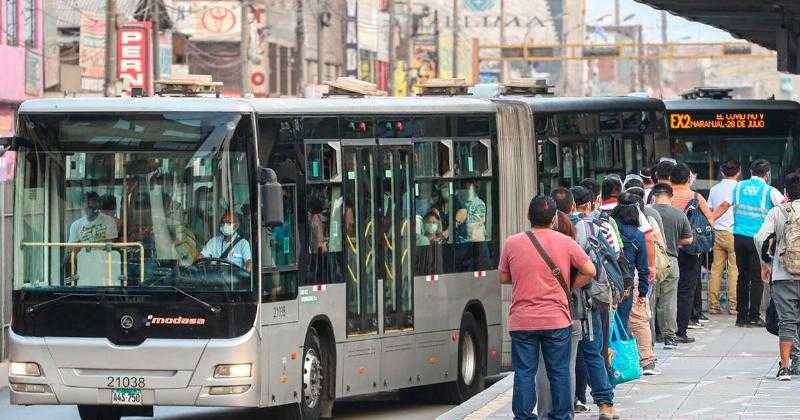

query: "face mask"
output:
424 223 439 235
221 223 236 236
85 206 98 220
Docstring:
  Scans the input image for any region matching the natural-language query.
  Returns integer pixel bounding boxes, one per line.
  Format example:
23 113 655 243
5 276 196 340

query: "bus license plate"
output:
112 389 143 405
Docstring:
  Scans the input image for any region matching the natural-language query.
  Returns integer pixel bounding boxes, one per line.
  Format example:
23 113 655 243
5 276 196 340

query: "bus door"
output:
341 140 414 335
376 140 414 333
342 141 379 336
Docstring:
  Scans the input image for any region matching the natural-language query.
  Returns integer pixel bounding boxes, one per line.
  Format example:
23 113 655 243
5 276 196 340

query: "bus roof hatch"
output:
155 75 223 97
418 78 472 96
680 87 733 100
500 78 554 96
324 77 387 97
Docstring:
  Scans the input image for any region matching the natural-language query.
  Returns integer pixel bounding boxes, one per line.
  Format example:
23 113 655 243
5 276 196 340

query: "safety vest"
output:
732 178 774 238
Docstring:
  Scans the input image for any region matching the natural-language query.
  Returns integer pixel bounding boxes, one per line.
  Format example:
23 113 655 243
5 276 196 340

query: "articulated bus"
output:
666 88 800 194
6 94 541 420
5 87 666 419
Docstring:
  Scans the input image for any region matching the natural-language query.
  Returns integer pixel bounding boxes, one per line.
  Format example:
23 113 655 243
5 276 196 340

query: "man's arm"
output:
678 213 694 246
698 195 716 224
755 209 778 259
573 260 595 289
711 201 731 220
245 260 253 273
499 272 512 284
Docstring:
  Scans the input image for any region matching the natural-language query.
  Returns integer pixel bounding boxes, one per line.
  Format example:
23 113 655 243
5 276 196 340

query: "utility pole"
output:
150 0 160 82
452 0 458 78
657 10 667 96
499 0 506 82
614 0 620 26
294 0 305 95
104 0 117 96
387 0 395 91
241 0 251 95
317 11 324 85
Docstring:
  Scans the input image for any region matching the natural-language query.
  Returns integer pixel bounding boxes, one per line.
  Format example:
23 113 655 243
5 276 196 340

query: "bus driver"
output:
197 212 253 273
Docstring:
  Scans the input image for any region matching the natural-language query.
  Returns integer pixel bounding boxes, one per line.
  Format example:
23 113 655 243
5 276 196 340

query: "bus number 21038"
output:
106 376 146 389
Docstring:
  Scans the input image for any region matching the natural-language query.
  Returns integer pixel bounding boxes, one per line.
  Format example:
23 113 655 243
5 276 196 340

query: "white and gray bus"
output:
6 94 543 420
6 87 672 419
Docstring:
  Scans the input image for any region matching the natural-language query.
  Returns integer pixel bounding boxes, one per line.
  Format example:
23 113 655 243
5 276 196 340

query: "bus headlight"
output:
213 363 252 378
10 362 41 377
10 383 51 393
208 385 251 395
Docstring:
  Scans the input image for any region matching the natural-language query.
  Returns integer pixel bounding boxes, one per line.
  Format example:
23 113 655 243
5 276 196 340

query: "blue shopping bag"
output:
608 311 642 385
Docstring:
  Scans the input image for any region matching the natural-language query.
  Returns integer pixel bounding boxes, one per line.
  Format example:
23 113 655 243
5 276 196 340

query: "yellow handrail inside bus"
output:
21 242 145 286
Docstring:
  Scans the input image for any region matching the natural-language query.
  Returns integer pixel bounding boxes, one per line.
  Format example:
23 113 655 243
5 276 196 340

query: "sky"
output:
586 0 736 43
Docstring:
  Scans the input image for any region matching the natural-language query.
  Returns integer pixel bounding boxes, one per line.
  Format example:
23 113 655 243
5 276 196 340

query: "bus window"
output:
306 143 340 182
599 112 620 131
414 140 452 177
561 146 574 187
454 140 491 177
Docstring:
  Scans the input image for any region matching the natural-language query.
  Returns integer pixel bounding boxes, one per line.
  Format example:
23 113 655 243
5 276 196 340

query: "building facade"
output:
0 0 43 136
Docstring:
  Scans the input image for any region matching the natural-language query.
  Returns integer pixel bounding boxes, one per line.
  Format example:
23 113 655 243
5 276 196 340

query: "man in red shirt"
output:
500 196 596 420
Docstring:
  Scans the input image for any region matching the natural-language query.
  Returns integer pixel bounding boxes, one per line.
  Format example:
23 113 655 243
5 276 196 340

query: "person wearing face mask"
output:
68 191 119 243
198 212 253 272
454 180 487 243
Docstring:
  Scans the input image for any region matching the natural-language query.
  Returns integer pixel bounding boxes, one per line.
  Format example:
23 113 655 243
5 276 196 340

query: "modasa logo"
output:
145 314 206 326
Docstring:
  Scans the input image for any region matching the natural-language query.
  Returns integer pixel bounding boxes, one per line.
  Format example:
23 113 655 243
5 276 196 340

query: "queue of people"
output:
500 157 799 420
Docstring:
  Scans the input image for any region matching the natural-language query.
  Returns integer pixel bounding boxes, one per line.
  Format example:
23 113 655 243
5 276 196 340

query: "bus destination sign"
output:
670 112 766 130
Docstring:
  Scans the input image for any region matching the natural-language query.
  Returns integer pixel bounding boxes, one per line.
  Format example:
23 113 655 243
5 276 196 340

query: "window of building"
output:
23 0 34 48
6 0 18 46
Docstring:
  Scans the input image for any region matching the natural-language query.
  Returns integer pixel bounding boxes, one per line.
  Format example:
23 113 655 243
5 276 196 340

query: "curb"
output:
437 372 513 420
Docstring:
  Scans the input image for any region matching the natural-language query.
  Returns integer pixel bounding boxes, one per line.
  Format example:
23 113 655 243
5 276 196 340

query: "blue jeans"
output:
577 309 614 405
511 327 573 420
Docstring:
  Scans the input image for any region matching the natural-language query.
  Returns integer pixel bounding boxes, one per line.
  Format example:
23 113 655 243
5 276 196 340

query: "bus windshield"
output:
669 108 800 193
13 112 255 298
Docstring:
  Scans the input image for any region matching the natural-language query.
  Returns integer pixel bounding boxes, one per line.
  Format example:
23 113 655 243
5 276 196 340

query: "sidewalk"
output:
440 315 800 419
0 362 6 390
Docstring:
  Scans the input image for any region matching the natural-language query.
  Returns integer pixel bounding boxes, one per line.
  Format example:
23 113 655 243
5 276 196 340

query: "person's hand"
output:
761 263 772 284
455 209 467 224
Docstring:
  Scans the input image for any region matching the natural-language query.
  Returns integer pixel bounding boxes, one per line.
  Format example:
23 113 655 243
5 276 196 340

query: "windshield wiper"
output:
150 285 221 314
25 292 99 315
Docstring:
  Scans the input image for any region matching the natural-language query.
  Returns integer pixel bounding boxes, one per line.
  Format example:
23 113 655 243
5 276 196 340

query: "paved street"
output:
448 314 800 419
0 388 452 420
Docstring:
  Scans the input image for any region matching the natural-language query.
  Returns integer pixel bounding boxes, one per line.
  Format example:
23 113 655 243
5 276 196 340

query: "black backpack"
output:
681 193 715 255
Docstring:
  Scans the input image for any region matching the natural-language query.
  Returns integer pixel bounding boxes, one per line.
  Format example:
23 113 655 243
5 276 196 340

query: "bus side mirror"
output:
258 167 284 228
0 136 32 156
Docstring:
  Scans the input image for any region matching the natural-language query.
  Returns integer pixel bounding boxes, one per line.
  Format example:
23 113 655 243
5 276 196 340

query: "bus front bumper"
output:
7 328 262 407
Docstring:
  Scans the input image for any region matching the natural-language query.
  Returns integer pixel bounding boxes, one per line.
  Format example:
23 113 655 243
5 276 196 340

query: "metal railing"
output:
20 242 145 287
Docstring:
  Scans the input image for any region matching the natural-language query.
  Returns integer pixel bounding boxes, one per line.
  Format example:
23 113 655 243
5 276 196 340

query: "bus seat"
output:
76 249 122 287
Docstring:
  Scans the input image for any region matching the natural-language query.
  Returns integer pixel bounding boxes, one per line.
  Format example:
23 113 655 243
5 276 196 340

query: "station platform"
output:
439 315 800 419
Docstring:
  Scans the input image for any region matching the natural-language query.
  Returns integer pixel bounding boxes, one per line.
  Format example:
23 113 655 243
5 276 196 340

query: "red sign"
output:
117 22 153 95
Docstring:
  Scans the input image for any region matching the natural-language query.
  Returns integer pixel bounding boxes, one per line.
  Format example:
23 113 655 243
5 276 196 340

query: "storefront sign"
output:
79 12 106 91
117 22 153 95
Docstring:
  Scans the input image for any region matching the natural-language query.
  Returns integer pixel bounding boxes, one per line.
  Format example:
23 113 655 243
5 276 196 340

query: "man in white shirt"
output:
707 160 739 315
199 212 253 272
68 191 119 243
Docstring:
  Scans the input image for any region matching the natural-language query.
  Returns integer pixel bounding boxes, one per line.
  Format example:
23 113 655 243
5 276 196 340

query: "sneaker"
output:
575 401 589 413
687 321 703 329
642 363 662 375
749 319 766 328
699 313 710 322
598 403 615 420
735 321 749 327
664 337 679 349
789 365 800 376
777 366 792 381
676 334 696 344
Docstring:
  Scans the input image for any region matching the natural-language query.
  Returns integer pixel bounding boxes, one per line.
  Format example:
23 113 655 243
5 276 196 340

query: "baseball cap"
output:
570 186 593 206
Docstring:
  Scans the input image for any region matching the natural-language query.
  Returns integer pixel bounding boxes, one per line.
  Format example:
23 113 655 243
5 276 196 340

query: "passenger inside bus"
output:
190 186 214 245
454 179 487 243
198 212 253 272
68 191 118 243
